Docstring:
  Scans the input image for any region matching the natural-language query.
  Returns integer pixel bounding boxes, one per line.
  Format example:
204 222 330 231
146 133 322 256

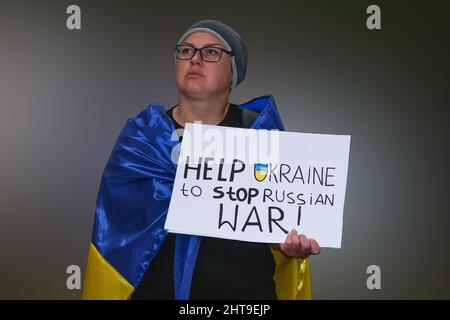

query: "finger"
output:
281 230 292 245
287 232 295 255
291 231 301 254
280 232 292 254
284 230 294 243
309 238 321 255
279 242 286 252
291 229 298 237
299 234 310 257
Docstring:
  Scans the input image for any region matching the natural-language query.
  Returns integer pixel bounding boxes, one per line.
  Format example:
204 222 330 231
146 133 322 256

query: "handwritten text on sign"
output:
165 123 351 248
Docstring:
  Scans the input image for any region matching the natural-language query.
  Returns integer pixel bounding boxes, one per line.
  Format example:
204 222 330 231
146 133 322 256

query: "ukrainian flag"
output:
254 163 268 182
82 95 311 300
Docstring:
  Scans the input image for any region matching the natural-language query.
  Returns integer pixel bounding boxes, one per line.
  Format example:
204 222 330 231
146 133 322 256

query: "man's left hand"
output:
276 229 321 259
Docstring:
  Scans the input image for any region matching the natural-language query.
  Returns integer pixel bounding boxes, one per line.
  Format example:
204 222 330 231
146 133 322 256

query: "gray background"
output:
0 0 449 299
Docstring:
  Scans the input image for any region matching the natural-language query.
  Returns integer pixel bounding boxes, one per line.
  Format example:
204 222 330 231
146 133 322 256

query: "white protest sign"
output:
165 123 351 248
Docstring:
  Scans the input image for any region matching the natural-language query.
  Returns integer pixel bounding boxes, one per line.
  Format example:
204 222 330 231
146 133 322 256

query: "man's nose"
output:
190 49 203 65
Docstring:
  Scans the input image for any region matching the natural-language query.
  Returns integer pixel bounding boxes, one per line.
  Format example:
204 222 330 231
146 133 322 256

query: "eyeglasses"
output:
174 45 233 62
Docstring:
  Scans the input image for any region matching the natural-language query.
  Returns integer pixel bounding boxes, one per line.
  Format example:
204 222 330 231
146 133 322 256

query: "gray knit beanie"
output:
176 19 247 88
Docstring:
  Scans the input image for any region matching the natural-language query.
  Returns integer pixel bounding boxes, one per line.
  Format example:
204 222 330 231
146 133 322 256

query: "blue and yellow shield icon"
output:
254 163 268 182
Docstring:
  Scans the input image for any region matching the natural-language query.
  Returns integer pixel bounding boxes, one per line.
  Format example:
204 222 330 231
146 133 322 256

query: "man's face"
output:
175 32 233 98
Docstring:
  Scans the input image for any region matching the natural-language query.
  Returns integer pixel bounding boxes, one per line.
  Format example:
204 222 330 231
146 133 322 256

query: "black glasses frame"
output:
174 45 234 62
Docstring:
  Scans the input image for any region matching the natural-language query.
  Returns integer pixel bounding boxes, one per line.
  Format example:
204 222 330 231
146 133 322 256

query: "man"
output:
82 20 320 300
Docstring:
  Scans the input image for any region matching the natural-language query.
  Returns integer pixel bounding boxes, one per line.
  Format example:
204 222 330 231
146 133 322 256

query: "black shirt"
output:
131 103 276 300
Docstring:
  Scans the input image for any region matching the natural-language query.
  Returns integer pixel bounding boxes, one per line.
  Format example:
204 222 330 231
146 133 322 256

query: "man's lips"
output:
186 71 204 78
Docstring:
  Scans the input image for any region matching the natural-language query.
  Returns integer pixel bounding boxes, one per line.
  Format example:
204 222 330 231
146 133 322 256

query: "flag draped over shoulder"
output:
82 95 312 300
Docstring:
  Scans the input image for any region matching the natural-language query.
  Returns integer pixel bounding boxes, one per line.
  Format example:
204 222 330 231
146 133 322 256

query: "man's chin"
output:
179 84 229 98
180 86 212 98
